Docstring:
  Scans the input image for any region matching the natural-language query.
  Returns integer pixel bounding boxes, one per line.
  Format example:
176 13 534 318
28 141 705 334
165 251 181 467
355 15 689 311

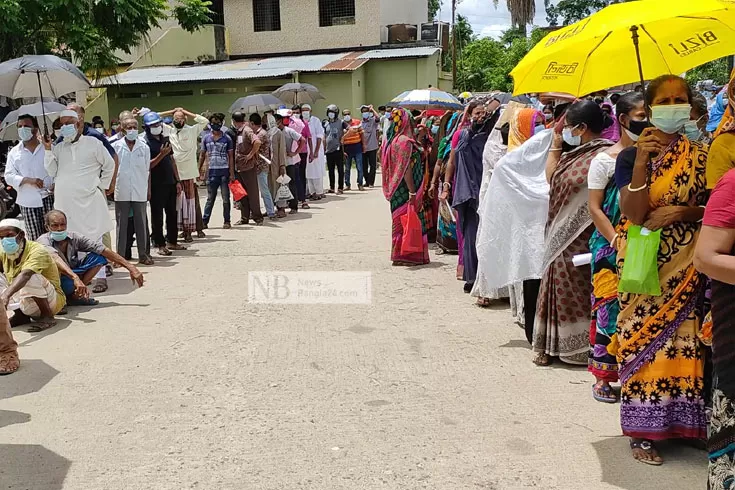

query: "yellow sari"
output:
616 136 708 441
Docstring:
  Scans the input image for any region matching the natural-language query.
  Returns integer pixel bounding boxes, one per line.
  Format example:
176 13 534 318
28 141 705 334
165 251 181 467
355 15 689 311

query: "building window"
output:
158 90 194 97
318 0 355 27
201 88 239 95
207 0 225 25
116 92 149 99
253 0 281 32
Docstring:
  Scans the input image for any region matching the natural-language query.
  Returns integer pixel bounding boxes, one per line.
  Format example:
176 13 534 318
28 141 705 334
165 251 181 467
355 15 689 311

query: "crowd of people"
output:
380 74 735 486
0 100 389 379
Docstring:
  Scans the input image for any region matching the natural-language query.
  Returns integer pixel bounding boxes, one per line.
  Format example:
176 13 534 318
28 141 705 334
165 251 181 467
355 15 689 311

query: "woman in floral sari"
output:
382 108 430 265
615 75 708 465
587 92 645 403
430 112 461 255
533 100 613 366
416 124 437 244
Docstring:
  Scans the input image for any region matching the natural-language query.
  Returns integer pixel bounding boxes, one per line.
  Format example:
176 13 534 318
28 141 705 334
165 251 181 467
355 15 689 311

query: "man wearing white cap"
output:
300 104 326 199
44 109 115 292
0 218 65 351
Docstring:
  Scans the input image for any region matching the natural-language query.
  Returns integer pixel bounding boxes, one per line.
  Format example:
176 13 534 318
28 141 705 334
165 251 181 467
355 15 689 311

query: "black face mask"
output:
625 119 652 136
173 121 185 129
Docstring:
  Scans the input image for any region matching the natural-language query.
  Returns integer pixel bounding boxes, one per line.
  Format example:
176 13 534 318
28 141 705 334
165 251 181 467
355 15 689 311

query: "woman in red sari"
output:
382 108 430 265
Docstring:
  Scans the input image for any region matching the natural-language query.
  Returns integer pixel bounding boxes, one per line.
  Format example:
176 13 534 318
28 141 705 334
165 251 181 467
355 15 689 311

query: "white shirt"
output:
166 114 209 180
112 137 151 202
4 142 52 208
45 135 115 240
588 152 617 190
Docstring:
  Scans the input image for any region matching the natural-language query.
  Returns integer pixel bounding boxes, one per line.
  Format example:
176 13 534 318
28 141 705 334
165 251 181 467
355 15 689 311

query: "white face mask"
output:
327 112 336 120
562 126 582 146
343 115 352 122
125 129 139 141
302 111 311 119
17 126 34 142
94 127 105 134
149 126 163 136
623 128 640 142
650 104 691 134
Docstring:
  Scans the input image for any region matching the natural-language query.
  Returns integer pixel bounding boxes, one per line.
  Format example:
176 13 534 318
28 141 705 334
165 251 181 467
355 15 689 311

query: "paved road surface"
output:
0 179 706 489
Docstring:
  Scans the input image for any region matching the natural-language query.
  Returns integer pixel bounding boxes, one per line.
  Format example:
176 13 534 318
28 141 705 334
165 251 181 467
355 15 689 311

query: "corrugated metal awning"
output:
96 46 441 87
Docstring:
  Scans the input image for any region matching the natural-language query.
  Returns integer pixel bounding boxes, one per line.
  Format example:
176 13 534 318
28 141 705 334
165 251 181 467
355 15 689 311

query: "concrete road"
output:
0 180 706 489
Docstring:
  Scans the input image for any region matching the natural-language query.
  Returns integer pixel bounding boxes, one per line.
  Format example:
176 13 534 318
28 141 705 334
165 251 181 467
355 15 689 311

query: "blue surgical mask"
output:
562 126 581 146
18 126 34 142
49 230 68 242
682 120 703 141
650 104 691 134
125 129 139 141
362 112 371 119
431 125 439 135
60 124 77 139
1 236 19 255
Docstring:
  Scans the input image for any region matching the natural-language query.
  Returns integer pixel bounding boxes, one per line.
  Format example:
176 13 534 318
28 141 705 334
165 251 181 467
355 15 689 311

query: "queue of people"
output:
0 100 387 378
382 75 735 486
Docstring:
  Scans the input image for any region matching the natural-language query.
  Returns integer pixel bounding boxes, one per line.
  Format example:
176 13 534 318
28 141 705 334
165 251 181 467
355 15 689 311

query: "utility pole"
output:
451 0 457 88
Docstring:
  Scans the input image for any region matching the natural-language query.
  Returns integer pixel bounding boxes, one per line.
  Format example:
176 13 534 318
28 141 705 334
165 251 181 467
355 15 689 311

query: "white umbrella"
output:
273 83 324 106
0 101 66 141
229 94 283 114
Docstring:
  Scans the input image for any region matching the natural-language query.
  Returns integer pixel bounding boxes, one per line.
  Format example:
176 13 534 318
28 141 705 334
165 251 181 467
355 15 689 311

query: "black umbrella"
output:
273 83 324 106
229 94 283 114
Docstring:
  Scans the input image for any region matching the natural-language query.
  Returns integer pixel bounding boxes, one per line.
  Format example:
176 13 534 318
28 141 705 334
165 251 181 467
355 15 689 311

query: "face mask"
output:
343 115 352 122
18 127 33 142
149 126 163 136
327 112 336 120
209 123 222 132
125 129 139 141
529 97 538 105
112 125 120 132
534 124 546 135
650 104 691 134
282 118 290 126
544 113 553 122
60 124 77 139
562 126 582 146
49 230 68 242
94 127 105 134
362 112 371 120
622 118 651 142
174 121 185 129
1 236 19 255
54 129 61 138
682 120 703 141
302 111 311 119
431 125 439 135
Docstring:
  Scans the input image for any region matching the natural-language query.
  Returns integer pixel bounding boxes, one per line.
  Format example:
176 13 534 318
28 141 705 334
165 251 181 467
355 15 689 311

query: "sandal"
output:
166 243 187 251
533 353 551 366
630 439 663 466
463 282 473 293
27 317 56 333
592 381 618 403
234 218 249 226
92 279 108 293
67 297 100 306
222 223 232 229
302 202 310 209
0 352 19 375
476 297 492 308
157 246 172 256
197 231 206 238
138 257 154 266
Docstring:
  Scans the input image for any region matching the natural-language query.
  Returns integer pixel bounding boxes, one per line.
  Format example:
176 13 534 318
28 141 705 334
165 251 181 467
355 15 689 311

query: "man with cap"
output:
360 104 380 188
301 103 326 199
144 111 185 255
44 108 115 293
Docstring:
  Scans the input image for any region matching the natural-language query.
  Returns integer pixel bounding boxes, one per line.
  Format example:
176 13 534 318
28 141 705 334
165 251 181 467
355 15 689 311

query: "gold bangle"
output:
627 182 647 193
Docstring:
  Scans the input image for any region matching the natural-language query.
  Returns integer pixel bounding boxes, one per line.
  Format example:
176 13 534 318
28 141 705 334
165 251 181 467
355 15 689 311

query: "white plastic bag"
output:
276 183 293 201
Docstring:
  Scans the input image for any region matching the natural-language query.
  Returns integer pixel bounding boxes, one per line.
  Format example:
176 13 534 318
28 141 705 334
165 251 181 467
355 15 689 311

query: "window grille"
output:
253 0 282 32
318 0 355 27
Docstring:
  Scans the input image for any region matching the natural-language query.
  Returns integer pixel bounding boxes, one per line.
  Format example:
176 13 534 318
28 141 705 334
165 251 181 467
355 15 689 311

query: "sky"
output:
437 0 549 39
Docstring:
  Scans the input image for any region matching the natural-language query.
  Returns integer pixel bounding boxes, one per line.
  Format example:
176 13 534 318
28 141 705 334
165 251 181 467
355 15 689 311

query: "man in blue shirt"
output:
198 113 235 229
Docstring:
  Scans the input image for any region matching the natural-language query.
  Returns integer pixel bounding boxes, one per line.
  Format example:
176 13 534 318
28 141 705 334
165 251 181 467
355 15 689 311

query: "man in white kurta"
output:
43 110 115 254
301 104 326 197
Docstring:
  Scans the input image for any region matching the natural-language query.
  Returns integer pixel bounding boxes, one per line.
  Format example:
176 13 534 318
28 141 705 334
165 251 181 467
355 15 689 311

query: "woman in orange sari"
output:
615 75 708 465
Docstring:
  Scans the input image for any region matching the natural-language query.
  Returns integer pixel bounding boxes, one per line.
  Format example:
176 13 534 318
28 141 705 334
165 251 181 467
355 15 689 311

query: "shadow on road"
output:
592 437 706 489
498 339 531 350
0 410 31 429
0 359 59 401
0 444 71 489
15 320 71 347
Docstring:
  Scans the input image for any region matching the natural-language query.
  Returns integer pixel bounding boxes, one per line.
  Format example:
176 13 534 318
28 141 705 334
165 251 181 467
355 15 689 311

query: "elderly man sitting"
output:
37 210 144 306
0 218 65 333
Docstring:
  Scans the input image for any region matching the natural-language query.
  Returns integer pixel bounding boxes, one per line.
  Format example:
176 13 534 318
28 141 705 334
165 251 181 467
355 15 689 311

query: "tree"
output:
0 0 213 80
493 0 535 35
444 14 474 72
429 0 442 20
686 58 730 87
544 0 628 26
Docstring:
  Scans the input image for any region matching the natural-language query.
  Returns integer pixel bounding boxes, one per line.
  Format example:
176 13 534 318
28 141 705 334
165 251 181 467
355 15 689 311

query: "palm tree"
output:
493 0 535 36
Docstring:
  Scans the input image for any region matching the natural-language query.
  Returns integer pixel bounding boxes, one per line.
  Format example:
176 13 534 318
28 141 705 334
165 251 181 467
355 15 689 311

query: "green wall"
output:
299 72 354 117
364 58 418 109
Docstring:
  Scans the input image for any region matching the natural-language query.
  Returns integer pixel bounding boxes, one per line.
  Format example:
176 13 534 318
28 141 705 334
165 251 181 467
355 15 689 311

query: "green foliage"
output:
545 0 629 26
443 14 474 72
0 0 212 79
686 57 730 87
455 27 545 92
429 0 442 20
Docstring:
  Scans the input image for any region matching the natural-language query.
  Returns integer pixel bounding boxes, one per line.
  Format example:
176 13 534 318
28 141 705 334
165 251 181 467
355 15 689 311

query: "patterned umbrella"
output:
389 89 463 111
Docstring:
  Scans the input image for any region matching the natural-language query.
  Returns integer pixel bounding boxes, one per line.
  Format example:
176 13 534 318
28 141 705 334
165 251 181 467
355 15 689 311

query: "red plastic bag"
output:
400 204 423 254
229 180 247 201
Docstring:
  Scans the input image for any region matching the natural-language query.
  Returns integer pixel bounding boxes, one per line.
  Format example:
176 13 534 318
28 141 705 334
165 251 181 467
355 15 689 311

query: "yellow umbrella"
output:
510 0 735 96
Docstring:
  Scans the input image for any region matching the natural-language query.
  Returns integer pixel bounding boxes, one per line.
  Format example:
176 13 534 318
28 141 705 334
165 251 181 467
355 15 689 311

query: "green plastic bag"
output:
618 225 662 296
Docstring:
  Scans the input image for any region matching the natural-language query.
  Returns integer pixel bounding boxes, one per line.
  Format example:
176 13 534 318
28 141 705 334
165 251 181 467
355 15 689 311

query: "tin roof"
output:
96 46 441 87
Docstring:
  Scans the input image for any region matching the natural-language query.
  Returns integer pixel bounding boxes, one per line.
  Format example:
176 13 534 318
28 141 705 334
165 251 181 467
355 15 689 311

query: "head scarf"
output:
382 108 419 199
509 108 544 150
713 68 735 139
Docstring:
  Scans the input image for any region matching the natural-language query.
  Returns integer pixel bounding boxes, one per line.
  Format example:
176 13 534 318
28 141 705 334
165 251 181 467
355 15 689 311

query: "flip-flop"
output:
67 297 100 306
476 298 492 308
592 383 618 403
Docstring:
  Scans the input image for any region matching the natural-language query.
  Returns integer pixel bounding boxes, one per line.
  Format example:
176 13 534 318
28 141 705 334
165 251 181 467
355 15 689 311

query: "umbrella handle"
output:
629 26 646 94
36 71 49 138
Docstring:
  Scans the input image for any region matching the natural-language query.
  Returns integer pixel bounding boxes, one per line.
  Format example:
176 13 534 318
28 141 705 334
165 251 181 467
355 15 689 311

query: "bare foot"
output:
0 352 19 375
533 353 551 366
